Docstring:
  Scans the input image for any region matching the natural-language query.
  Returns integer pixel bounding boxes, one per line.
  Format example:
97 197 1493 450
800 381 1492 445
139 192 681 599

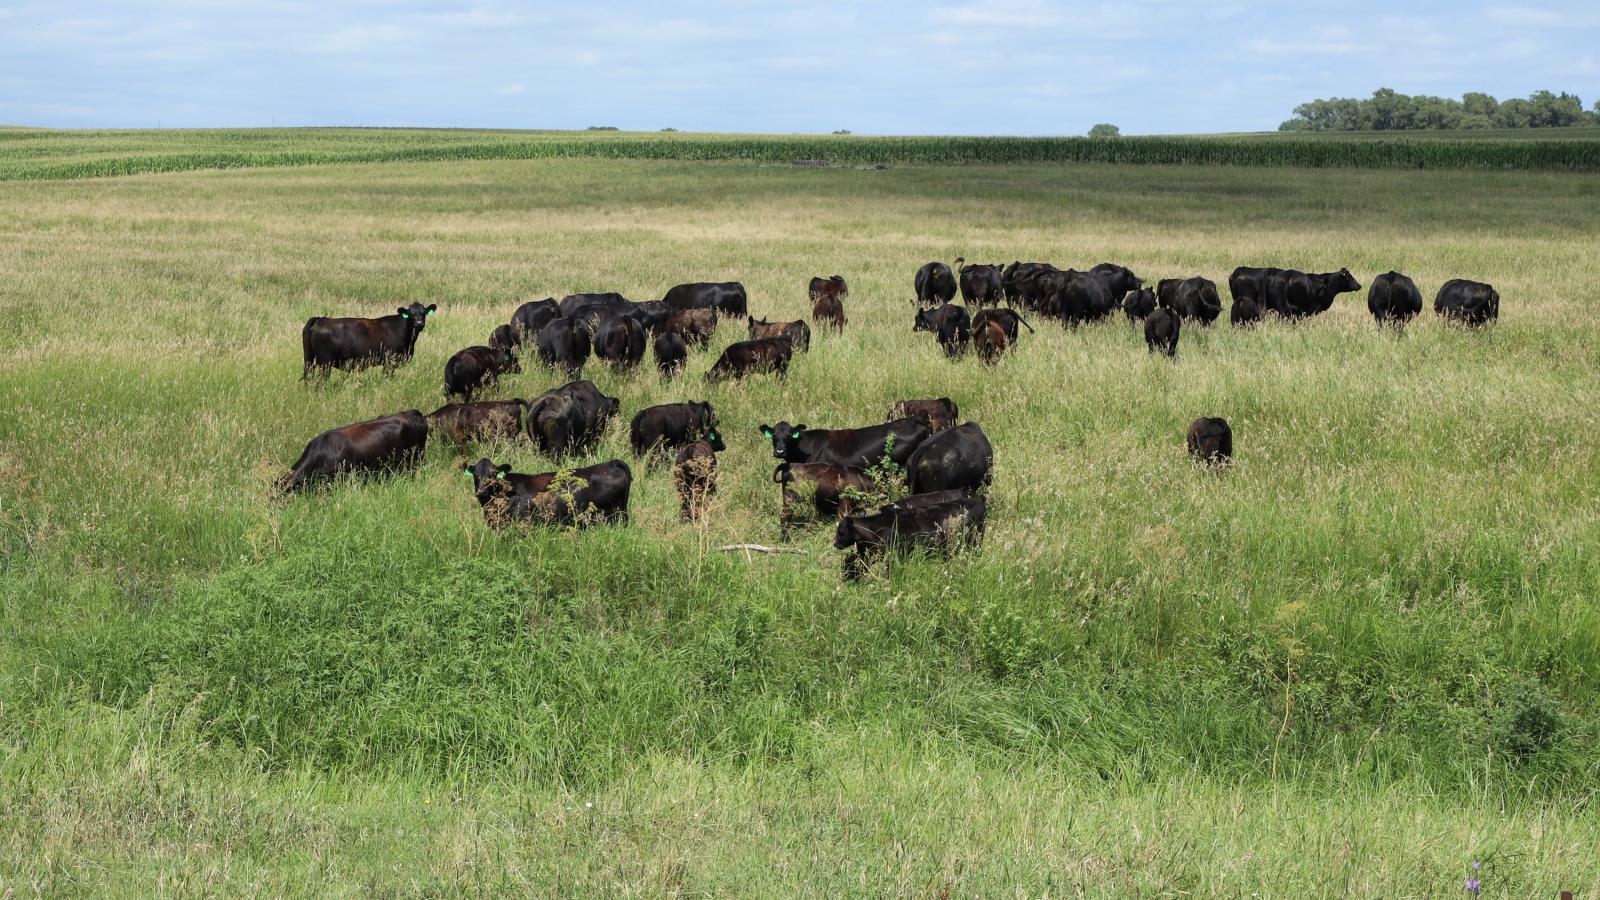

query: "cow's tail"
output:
772 462 791 485
1016 314 1036 333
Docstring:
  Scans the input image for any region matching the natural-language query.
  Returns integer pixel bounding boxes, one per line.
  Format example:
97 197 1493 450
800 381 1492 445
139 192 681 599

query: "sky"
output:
2 1 1597 135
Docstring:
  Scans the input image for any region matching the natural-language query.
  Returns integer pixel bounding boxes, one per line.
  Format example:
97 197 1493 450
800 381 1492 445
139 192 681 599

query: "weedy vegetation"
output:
0 130 1598 895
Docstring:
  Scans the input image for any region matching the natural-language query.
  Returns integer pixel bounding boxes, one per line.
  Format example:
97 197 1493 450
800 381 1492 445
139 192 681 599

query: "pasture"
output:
2 134 1598 895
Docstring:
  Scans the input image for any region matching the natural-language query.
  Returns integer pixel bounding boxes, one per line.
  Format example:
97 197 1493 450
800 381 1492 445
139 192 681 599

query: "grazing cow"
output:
748 317 811 352
957 259 1005 307
914 304 970 356
972 308 1033 345
810 274 848 305
426 399 527 448
773 462 878 539
1088 263 1144 299
1264 268 1361 319
906 422 993 495
301 303 436 377
1174 277 1223 325
1003 262 1060 310
974 318 1008 364
630 401 718 458
915 261 957 306
1186 417 1233 465
511 298 560 339
625 300 673 334
811 281 848 333
673 430 726 522
1155 277 1183 310
594 314 647 369
888 398 959 433
1144 308 1181 358
1228 267 1282 310
278 410 427 491
1434 279 1499 326
706 337 793 382
665 309 718 349
760 418 930 469
663 282 748 319
1123 288 1157 322
1047 270 1118 324
1368 271 1424 326
464 457 632 526
444 345 520 403
525 380 620 459
535 316 593 375
1230 295 1263 327
558 292 630 319
834 495 986 580
654 332 688 377
488 323 519 352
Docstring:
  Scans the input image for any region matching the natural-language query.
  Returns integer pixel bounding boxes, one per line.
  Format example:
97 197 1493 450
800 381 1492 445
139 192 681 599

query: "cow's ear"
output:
462 464 474 476
496 464 511 478
398 307 410 318
759 424 773 439
426 304 437 315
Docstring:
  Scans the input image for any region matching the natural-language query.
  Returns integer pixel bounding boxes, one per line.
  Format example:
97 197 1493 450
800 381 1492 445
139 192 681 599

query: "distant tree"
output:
660 127 679 132
832 129 852 135
586 125 620 131
1278 88 1590 132
1462 92 1499 118
1087 123 1121 138
1493 98 1534 128
1528 90 1585 127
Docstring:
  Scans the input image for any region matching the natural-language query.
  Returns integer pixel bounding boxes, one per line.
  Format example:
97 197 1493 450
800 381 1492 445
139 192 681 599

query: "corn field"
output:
3 127 1600 180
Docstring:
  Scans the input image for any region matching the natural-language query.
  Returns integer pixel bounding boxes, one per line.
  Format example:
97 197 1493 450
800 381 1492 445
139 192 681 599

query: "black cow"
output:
972 308 1033 345
888 398 959 433
464 457 632 526
535 316 593 375
1123 288 1156 322
630 401 718 458
915 261 957 306
558 292 630 319
525 380 620 459
426 399 528 448
511 298 560 339
834 495 986 580
1367 271 1424 326
1435 279 1499 326
1230 295 1263 327
957 259 1005 307
748 317 811 352
626 300 673 334
673 431 726 522
1144 308 1181 358
812 283 847 332
914 304 970 356
1156 277 1182 310
444 345 520 403
488 323 519 352
706 337 793 382
663 282 748 318
1187 417 1232 465
1047 270 1117 324
906 422 993 495
1088 263 1144 299
278 410 427 491
1174 277 1223 325
773 462 878 539
1003 262 1060 310
1264 268 1361 319
1228 267 1282 309
301 302 436 377
760 418 930 469
594 314 647 369
654 332 688 377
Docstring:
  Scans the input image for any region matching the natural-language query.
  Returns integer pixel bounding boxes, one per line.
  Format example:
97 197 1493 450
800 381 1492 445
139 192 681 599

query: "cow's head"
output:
604 392 621 416
702 427 726 453
497 348 521 375
759 421 808 461
913 309 935 332
399 303 436 334
1334 268 1361 292
834 515 871 550
464 458 513 500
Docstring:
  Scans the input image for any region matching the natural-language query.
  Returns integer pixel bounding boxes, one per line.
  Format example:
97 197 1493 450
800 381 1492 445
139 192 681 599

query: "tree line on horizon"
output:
1279 88 1597 132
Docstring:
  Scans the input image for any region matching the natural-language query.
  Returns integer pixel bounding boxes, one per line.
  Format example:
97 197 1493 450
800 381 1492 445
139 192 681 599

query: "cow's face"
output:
1335 268 1361 292
499 349 521 375
759 421 808 461
399 303 436 334
834 516 869 549
913 310 933 332
605 394 621 415
703 428 726 453
465 458 513 497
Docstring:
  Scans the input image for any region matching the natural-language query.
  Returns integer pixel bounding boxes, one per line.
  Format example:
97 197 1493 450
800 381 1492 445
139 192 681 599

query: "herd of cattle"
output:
283 262 1498 577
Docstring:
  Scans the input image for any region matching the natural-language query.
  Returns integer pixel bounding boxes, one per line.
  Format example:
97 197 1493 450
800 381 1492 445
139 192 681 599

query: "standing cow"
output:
1435 279 1499 326
301 303 436 377
278 410 428 491
915 261 958 306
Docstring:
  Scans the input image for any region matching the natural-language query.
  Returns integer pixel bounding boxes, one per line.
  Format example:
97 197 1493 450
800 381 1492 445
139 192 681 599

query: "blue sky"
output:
2 1 1597 134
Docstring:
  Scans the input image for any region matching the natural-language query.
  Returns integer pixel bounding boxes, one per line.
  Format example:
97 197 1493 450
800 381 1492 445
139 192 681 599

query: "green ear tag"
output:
401 312 410 319
496 472 506 479
427 309 435 317
791 431 801 439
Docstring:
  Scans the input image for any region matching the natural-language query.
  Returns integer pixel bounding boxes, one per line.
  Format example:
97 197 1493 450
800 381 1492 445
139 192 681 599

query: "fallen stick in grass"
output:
716 544 808 555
